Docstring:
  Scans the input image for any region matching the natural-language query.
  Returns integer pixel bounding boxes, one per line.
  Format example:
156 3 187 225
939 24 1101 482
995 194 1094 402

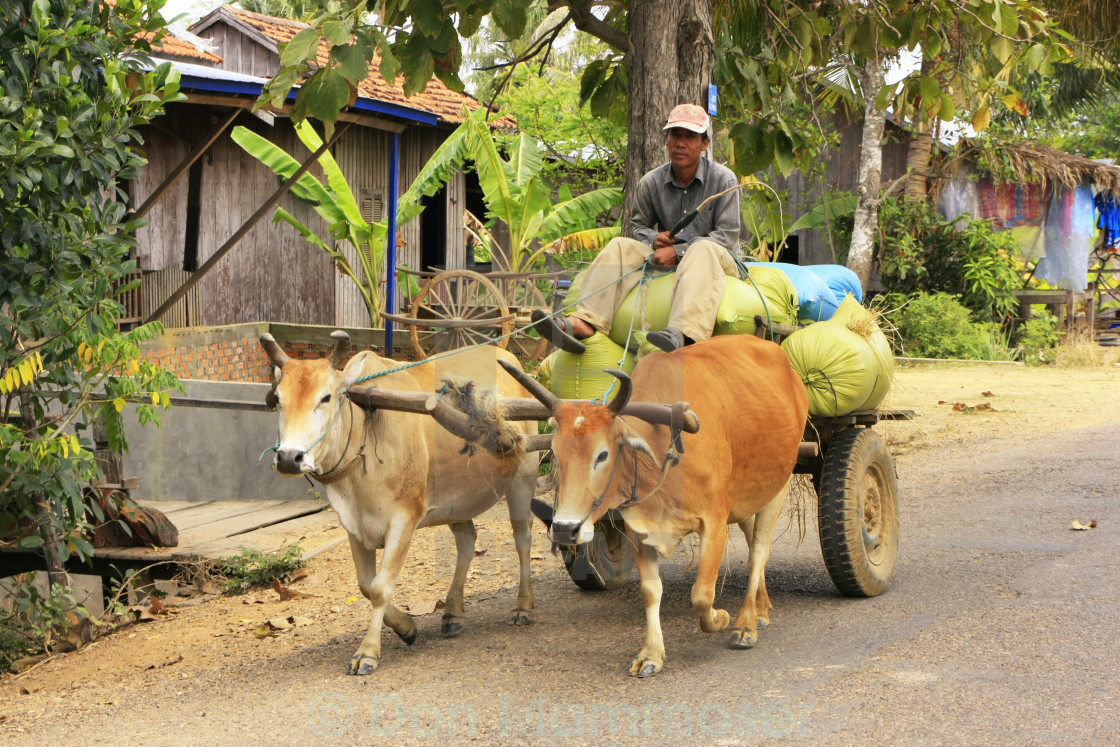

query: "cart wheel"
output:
409 270 511 359
817 427 900 597
560 520 635 591
506 279 549 363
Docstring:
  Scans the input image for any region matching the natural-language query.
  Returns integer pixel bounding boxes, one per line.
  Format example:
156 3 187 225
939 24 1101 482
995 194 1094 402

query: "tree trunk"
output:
904 54 936 202
621 0 713 235
846 56 886 290
17 391 69 589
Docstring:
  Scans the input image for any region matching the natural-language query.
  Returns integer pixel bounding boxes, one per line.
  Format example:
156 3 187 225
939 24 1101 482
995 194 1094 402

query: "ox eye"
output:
320 394 332 405
594 449 609 466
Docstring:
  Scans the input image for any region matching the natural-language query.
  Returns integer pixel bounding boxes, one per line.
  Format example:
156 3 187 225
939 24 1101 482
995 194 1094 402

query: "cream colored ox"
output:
503 334 807 677
261 332 538 675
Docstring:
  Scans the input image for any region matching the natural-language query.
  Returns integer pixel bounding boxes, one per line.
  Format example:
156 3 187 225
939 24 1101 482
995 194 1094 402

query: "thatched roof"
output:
950 140 1120 195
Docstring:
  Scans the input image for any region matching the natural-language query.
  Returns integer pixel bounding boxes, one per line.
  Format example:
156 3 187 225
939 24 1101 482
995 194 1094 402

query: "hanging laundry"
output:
1093 191 1120 248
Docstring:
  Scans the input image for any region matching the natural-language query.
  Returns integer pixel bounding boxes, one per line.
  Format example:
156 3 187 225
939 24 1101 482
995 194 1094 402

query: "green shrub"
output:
221 546 306 592
878 199 1022 322
1015 311 1060 365
885 292 1003 359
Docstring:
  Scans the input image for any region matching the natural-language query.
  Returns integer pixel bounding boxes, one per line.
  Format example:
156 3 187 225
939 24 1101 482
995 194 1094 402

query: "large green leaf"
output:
397 117 471 226
507 132 542 188
539 187 623 241
292 121 364 228
230 126 331 207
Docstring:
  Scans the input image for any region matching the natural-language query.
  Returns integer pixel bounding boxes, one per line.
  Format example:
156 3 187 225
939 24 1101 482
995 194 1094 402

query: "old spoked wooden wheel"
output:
408 269 513 359
500 275 549 363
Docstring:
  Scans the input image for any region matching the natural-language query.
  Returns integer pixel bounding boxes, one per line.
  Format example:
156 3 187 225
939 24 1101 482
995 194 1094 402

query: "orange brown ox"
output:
505 334 807 677
261 332 538 675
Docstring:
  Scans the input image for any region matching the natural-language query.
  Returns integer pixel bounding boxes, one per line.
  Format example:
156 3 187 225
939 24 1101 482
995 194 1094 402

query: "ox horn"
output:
605 369 632 416
498 359 559 412
328 330 351 370
618 401 700 434
260 333 289 369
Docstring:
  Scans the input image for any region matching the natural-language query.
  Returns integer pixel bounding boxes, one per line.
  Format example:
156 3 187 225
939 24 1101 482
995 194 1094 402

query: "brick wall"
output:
140 323 386 383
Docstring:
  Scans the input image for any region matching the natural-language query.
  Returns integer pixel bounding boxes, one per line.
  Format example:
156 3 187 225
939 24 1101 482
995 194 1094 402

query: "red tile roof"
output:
200 7 514 128
146 28 222 65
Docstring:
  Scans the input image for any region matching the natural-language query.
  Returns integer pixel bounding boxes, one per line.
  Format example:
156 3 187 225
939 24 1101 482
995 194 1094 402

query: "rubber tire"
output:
817 427 900 597
560 520 635 591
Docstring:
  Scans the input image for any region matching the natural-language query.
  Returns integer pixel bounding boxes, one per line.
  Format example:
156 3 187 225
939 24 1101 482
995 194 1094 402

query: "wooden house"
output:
766 109 914 267
132 7 508 330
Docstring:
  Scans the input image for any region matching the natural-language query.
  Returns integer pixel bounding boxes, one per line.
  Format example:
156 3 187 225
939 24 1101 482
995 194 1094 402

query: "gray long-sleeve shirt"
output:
630 156 741 257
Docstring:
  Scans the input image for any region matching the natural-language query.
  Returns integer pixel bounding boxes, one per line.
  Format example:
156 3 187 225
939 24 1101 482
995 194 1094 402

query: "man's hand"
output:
651 231 679 266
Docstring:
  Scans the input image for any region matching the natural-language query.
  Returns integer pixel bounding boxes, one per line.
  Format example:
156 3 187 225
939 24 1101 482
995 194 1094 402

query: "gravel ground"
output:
2 360 1119 744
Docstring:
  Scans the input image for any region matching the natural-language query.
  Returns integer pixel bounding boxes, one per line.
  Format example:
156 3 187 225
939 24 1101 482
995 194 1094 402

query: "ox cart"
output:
342 351 908 600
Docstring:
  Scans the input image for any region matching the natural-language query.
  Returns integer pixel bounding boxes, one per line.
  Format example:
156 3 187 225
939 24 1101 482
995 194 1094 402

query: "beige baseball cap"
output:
663 103 710 134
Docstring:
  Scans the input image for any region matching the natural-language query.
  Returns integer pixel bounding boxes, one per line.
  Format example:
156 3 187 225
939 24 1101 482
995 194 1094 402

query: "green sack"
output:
713 271 799 337
830 294 895 410
605 268 799 347
781 322 877 417
548 332 637 400
781 294 895 416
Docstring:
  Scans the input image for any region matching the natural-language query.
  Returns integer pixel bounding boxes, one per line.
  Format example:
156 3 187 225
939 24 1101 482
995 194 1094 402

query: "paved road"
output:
10 421 1119 745
287 421 1120 744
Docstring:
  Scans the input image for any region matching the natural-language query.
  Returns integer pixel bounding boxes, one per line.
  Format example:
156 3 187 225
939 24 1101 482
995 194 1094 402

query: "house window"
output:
360 189 384 224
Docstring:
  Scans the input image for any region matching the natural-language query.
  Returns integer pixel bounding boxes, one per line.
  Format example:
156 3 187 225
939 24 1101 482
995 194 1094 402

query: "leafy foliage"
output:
0 579 86 669
1015 311 1060 365
221 546 307 592
884 292 1006 360
0 0 183 572
878 199 1022 322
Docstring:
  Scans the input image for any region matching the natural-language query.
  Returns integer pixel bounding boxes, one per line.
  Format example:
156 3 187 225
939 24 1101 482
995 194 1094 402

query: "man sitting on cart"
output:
533 103 743 354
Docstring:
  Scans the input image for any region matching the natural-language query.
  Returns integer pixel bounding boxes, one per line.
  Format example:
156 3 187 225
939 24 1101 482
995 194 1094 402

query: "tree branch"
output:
550 1 630 53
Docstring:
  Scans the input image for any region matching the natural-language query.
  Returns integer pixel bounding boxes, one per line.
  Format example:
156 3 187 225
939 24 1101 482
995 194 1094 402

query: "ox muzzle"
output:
275 447 309 475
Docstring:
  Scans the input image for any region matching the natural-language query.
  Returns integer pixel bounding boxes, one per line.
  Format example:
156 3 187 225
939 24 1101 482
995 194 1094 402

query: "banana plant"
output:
454 107 623 273
232 121 388 327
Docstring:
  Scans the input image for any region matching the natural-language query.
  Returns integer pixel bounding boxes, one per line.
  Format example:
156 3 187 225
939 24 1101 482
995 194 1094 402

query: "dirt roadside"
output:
1 359 1118 736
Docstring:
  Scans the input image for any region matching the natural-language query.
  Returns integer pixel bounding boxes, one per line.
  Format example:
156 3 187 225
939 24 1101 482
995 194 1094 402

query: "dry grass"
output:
1055 329 1120 368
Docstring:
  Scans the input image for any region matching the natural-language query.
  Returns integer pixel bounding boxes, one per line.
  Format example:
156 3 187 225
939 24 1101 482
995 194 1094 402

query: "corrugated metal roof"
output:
191 7 514 128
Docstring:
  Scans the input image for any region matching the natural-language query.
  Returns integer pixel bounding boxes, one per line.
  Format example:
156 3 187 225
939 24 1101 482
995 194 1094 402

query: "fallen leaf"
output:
288 616 314 627
344 596 360 605
266 617 292 630
407 599 444 616
981 391 994 397
254 623 278 639
1071 519 1098 531
149 596 164 615
273 578 315 601
474 549 487 557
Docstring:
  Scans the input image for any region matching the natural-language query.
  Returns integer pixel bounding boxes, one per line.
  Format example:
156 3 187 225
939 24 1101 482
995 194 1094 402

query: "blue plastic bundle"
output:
805 264 863 303
747 262 839 322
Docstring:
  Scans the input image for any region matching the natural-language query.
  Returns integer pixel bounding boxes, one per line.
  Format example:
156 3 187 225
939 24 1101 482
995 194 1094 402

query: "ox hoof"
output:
441 615 464 638
629 659 663 678
757 617 770 630
398 625 417 646
728 628 758 650
508 609 533 626
349 655 379 675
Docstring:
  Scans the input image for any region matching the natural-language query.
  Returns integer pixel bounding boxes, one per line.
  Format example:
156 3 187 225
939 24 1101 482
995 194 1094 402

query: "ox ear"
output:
265 368 282 409
617 418 656 462
340 350 372 387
